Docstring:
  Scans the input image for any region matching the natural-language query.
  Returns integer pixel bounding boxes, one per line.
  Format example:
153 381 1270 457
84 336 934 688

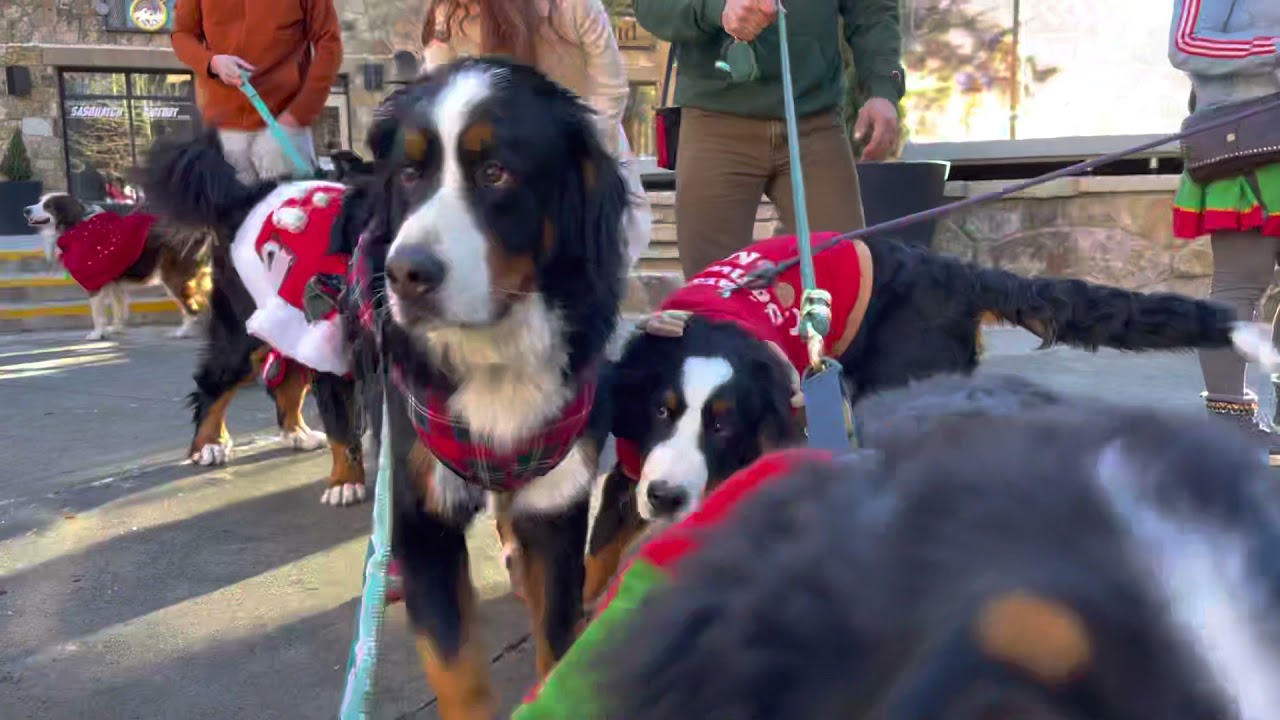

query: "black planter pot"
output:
855 160 951 249
0 180 44 236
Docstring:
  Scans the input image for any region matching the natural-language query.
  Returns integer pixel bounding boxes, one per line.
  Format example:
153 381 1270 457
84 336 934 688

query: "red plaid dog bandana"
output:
394 366 597 493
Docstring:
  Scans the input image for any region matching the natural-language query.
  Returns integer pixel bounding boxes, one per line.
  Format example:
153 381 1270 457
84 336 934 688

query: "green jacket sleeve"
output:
839 0 906 104
633 0 729 43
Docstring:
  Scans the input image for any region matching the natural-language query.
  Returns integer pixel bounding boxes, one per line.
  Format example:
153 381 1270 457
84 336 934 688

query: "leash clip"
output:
799 289 833 371
719 260 781 298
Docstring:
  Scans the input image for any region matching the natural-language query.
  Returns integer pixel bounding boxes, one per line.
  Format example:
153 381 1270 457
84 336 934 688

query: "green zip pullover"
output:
634 0 905 118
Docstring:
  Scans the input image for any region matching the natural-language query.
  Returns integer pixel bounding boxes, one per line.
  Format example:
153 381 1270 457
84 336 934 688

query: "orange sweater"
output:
171 0 343 131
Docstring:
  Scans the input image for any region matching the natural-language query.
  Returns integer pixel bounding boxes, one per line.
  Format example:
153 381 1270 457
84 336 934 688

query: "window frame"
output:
58 68 199 202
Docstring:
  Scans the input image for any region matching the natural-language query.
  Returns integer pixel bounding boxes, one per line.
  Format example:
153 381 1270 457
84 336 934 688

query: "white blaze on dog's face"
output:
386 68 496 328
637 356 735 521
25 192 91 236
383 65 551 338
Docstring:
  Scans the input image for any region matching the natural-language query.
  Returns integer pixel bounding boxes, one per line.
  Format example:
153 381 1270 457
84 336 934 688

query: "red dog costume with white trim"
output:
660 233 873 374
57 211 155 294
231 181 351 376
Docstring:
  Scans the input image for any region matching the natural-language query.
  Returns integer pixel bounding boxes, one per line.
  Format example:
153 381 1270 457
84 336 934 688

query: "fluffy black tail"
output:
142 131 275 234
969 261 1237 351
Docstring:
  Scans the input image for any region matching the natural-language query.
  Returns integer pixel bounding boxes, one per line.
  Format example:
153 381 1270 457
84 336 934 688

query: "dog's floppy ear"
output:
873 590 1092 719
749 348 804 448
48 195 88 231
542 95 629 367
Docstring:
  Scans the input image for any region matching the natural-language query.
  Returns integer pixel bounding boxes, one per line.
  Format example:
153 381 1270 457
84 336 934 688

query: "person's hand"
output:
277 111 301 128
209 55 255 86
721 0 777 42
854 97 900 162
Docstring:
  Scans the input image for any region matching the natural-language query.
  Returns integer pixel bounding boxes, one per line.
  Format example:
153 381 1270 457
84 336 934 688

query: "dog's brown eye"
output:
399 167 421 186
711 420 730 436
478 161 511 188
655 405 670 420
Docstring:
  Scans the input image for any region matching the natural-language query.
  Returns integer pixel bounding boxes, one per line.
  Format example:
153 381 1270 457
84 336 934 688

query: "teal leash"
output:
338 403 394 719
237 69 315 178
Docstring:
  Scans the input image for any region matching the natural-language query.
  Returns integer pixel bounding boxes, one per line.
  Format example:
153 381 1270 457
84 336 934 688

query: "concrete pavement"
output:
0 324 1273 719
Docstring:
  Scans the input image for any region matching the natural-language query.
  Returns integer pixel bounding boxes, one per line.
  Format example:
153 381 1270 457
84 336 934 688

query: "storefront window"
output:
315 76 352 168
60 69 198 203
623 82 658 159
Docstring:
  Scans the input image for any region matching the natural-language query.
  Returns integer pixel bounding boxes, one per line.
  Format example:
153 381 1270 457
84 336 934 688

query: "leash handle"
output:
238 69 314 179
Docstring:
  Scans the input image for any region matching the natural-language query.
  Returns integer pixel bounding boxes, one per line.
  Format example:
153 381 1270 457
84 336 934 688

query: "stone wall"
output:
933 175 1212 297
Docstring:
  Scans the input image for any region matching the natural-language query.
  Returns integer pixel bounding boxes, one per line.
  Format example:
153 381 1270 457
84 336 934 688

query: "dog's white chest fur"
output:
425 296 572 451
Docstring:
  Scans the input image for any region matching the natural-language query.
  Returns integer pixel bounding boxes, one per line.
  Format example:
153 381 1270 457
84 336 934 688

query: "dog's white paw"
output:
282 428 327 451
320 483 367 506
106 325 126 335
85 329 106 341
170 325 193 338
190 441 232 466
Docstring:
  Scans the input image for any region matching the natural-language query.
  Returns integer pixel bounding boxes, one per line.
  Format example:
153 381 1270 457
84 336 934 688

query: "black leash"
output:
722 94 1280 296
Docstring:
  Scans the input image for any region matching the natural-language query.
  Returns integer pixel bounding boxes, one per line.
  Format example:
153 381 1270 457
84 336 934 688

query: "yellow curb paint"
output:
0 250 44 261
0 276 76 289
0 299 177 319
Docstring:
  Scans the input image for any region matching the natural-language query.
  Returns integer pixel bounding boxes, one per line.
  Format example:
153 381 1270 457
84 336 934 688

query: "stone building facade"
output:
0 0 670 196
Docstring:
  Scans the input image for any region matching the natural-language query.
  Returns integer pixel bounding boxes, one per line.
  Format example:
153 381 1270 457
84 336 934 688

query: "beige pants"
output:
217 126 317 184
674 107 865 277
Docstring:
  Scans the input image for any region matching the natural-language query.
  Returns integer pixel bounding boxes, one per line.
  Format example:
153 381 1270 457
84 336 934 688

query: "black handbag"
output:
654 46 680 171
1180 91 1280 183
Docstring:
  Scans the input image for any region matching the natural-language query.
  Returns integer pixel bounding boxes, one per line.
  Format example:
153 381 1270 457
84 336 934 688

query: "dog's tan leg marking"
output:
583 520 645 609
416 563 495 720
519 548 560 680
273 364 326 452
162 263 209 338
319 440 367 506
189 386 240 464
975 591 1092 686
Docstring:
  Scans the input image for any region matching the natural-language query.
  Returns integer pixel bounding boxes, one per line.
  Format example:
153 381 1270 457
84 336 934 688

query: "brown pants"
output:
1199 229 1280 403
674 107 865 278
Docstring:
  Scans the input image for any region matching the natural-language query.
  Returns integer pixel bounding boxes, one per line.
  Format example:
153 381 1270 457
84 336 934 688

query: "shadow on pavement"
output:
0 480 368 666
2 592 539 720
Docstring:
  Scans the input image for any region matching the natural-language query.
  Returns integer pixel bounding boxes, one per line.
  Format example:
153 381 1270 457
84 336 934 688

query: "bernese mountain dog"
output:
24 192 211 340
343 59 627 716
531 374 1280 720
600 232 1274 529
140 135 375 505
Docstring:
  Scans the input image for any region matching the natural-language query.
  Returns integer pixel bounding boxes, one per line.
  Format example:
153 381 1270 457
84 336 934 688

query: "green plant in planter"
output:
1 129 35 183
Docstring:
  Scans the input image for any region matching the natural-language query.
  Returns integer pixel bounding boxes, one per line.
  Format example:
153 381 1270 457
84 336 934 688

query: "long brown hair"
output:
422 0 566 67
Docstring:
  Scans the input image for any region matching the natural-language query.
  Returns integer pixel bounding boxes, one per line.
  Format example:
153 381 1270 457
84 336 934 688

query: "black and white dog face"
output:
24 192 94 235
613 319 799 521
25 192 99 260
373 58 626 342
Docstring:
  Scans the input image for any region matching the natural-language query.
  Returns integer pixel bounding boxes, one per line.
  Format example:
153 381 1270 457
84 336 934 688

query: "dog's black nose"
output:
386 244 447 296
22 207 33 218
646 481 688 517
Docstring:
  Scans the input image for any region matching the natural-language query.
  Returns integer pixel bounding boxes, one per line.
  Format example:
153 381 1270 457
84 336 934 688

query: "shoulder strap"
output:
660 44 677 107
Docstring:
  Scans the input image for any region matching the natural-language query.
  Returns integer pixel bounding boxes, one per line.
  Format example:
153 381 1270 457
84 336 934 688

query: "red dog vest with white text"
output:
660 233 871 374
57 211 154 294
